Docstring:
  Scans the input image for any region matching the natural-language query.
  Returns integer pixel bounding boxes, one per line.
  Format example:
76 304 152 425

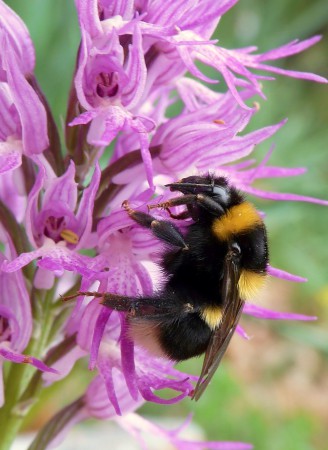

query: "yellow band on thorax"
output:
212 202 262 240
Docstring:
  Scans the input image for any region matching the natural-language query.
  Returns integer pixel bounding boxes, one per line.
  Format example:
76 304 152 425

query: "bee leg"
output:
123 201 188 249
102 293 194 317
99 292 139 315
67 291 194 318
166 208 191 220
148 194 196 211
149 193 224 216
194 194 225 216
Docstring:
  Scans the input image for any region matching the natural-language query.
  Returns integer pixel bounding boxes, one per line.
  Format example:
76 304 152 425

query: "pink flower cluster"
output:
0 0 327 448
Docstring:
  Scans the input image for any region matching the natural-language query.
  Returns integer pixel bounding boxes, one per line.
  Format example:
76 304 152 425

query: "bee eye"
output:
212 186 229 204
231 242 241 255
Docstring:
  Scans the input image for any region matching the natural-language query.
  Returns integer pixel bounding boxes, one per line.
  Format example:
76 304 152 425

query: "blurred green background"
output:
6 0 328 449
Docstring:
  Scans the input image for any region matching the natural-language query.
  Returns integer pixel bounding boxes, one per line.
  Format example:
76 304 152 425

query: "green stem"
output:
0 286 57 450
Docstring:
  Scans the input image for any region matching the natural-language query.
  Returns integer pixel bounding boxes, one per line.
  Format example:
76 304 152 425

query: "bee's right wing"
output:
192 252 244 400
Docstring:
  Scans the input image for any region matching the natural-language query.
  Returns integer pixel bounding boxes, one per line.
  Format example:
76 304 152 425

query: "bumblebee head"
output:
166 175 232 206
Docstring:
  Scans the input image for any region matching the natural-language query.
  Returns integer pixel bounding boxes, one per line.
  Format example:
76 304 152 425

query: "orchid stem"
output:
0 285 57 450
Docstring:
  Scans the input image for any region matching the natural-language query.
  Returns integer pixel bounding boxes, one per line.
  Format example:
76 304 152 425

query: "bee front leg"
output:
164 208 191 220
149 193 225 216
123 201 188 250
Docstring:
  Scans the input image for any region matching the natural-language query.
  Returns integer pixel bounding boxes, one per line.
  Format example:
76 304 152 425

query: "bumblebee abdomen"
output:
159 313 212 361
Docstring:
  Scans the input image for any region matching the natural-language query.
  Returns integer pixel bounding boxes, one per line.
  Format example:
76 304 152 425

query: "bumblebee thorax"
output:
212 201 262 241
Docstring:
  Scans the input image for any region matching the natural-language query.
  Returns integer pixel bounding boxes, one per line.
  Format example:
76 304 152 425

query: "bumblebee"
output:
73 175 268 400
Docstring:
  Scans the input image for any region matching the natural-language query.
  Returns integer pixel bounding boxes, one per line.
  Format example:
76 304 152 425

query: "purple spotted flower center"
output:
96 72 119 98
0 316 11 343
43 215 67 243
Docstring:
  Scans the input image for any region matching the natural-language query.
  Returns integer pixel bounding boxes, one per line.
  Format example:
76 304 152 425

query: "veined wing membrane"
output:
192 253 244 400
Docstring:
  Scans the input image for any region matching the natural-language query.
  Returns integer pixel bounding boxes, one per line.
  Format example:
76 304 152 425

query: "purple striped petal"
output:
98 363 122 415
69 110 97 126
43 160 77 210
268 266 307 283
116 413 253 450
245 62 327 84
0 139 21 174
76 0 102 38
137 383 189 404
76 298 102 350
244 165 307 181
24 162 45 246
119 315 138 401
0 82 18 139
3 36 48 155
256 36 322 61
90 307 112 370
242 185 328 206
133 261 153 296
85 374 144 419
243 303 316 322
236 325 250 340
0 262 31 350
0 345 58 373
76 163 101 249
2 242 105 279
0 0 35 74
123 25 147 109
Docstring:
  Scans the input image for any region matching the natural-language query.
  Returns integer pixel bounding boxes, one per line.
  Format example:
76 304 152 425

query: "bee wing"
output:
192 255 244 401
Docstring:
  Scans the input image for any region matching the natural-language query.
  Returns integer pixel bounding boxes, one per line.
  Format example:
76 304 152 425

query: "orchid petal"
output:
0 345 57 373
268 266 307 283
243 303 316 321
76 163 101 249
0 139 21 173
0 0 35 74
2 36 48 155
